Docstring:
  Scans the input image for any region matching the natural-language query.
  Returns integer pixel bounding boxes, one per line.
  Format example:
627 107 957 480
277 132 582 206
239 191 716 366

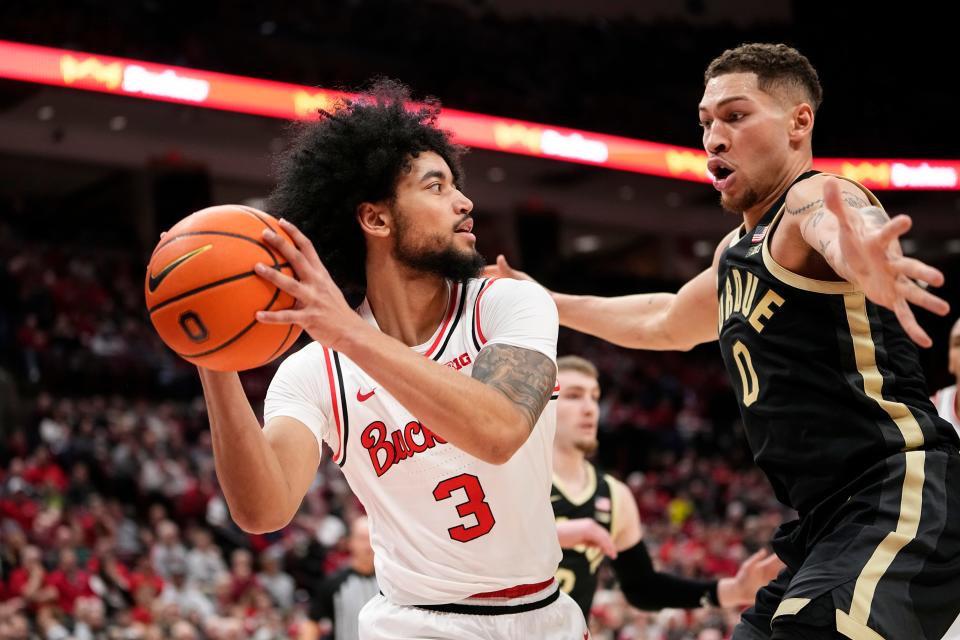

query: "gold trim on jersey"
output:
835 610 886 640
552 463 597 507
843 450 925 637
760 173 886 295
772 597 811 619
843 292 925 449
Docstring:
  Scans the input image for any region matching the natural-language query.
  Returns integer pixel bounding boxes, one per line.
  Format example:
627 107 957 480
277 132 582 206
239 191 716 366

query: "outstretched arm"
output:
795 178 949 346
485 233 734 352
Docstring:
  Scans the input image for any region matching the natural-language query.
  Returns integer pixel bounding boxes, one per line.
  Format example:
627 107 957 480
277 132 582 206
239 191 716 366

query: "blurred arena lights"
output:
1 39 958 191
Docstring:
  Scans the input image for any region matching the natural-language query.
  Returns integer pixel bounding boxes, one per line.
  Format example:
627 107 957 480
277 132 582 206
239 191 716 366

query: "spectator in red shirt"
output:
44 548 93 614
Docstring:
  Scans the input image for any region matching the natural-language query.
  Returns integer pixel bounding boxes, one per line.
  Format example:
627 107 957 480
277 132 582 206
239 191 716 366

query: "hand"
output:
254 218 365 349
717 548 784 608
482 254 537 284
824 180 949 347
556 518 618 559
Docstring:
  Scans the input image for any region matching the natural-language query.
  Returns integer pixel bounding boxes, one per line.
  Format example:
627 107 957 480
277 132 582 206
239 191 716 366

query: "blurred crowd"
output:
0 222 792 639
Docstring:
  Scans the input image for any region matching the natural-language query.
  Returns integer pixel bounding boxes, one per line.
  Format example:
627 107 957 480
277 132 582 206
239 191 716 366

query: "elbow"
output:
483 421 530 465
230 507 293 535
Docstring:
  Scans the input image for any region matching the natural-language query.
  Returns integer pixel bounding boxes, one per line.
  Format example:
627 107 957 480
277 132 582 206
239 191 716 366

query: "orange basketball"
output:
145 205 303 371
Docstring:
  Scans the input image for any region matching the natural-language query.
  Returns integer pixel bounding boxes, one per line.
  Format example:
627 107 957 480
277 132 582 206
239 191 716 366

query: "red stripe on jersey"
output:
471 577 554 599
474 277 498 346
323 347 343 462
424 282 461 358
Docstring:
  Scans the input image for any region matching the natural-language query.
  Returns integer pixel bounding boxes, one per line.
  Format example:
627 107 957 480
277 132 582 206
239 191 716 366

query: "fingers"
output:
497 254 512 274
758 552 785 575
741 548 767 568
878 215 912 246
254 262 306 299
277 218 327 275
262 228 314 279
255 309 302 325
902 279 950 316
894 256 945 289
893 298 933 348
823 180 852 230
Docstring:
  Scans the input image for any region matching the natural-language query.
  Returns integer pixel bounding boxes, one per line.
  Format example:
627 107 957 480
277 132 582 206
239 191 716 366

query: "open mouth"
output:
712 167 733 180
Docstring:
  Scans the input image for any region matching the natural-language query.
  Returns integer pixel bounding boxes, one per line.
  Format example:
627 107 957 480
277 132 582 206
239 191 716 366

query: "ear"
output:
356 201 391 238
789 103 815 143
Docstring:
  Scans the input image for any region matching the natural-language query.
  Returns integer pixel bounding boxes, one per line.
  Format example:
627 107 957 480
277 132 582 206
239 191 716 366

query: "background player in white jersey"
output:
197 80 589 639
552 355 782 619
931 317 960 435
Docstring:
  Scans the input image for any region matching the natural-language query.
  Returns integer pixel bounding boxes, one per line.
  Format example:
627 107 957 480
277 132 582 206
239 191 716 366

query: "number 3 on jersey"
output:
433 473 496 542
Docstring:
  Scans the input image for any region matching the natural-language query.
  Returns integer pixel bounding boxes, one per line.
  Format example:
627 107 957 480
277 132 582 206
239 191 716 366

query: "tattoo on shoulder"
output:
841 190 870 209
472 344 556 429
786 198 823 216
859 206 889 226
819 238 832 255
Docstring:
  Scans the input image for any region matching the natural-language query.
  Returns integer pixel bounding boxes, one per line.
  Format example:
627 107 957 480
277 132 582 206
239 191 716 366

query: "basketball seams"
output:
147 262 292 314
175 272 288 359
151 230 281 266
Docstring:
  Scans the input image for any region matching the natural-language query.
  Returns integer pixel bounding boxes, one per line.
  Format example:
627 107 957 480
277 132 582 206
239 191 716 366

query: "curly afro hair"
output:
268 79 467 306
705 43 822 111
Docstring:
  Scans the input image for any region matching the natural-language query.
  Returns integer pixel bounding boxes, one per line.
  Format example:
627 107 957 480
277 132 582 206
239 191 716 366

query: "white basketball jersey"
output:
264 277 562 606
932 385 960 437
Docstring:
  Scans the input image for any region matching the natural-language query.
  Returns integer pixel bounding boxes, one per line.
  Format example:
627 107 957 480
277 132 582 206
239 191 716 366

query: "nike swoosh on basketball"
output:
147 244 213 292
357 388 376 402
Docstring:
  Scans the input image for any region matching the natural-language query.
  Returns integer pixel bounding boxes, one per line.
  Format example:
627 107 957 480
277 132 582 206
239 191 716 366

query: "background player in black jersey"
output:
552 355 782 620
490 43 960 640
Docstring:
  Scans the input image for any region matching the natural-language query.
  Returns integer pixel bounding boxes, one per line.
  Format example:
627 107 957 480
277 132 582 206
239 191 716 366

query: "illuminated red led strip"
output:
1 40 957 191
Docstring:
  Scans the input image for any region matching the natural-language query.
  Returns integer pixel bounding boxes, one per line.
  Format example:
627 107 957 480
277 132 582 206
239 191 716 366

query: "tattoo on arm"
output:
819 238 832 256
472 344 556 430
842 190 870 209
786 198 824 216
802 208 827 234
859 206 889 227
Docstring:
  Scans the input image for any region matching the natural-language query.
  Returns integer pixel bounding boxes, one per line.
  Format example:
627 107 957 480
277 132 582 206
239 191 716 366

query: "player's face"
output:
556 369 600 454
699 73 795 214
949 320 960 377
390 151 484 279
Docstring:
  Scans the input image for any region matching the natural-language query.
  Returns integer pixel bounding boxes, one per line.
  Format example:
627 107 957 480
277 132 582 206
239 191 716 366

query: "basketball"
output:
144 205 302 371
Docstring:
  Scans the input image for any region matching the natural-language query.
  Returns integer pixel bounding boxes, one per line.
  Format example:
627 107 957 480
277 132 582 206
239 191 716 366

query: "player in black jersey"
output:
552 355 782 619
490 43 960 639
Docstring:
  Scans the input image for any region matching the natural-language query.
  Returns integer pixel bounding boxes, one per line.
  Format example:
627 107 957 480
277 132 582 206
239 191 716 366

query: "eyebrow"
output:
419 169 447 182
698 95 751 112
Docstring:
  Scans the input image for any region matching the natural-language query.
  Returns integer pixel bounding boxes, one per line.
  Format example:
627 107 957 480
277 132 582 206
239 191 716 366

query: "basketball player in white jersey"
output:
931 317 960 436
196 80 589 639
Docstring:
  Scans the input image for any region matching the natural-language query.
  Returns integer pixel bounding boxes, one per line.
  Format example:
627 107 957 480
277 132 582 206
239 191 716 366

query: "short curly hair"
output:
268 79 466 305
705 43 822 111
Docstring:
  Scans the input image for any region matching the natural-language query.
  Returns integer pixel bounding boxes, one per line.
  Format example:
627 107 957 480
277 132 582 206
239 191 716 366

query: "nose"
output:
704 121 729 155
456 190 474 215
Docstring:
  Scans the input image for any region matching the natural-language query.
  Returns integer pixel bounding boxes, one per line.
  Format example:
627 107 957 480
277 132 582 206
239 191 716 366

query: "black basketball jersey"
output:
552 462 615 618
717 170 960 515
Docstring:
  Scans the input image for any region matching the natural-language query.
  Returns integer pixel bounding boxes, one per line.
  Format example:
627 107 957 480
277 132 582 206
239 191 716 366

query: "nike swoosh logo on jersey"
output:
147 244 213 292
357 388 376 402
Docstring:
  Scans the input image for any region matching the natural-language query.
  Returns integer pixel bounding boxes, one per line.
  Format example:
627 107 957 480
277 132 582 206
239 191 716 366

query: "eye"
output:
727 112 745 122
428 183 442 193
699 120 712 129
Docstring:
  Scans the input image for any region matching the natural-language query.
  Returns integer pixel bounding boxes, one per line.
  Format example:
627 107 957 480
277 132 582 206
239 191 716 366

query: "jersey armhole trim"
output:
322 347 350 466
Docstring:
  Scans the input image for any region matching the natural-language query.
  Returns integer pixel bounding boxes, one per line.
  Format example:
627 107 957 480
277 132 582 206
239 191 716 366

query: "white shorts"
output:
357 582 589 640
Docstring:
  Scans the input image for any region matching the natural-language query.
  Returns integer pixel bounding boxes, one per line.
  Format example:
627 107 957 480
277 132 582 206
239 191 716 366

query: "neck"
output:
364 255 450 347
553 444 589 490
742 155 813 229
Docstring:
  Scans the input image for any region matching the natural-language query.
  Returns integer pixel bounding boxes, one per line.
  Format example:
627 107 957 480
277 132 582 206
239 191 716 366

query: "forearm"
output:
612 541 718 610
338 326 534 464
552 292 676 349
198 369 297 532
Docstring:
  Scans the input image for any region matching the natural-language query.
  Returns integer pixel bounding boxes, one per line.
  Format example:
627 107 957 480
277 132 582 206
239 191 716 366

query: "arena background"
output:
0 3 957 639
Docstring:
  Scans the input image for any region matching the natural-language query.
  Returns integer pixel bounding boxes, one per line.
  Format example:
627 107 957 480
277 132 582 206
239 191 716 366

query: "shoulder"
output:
469 276 553 304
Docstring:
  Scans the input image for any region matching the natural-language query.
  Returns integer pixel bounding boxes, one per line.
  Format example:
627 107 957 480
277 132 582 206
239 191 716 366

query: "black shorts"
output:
734 446 960 640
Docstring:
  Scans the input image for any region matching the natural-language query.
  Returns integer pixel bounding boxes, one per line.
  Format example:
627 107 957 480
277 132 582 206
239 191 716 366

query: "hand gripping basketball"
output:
145 205 303 371
253 218 363 350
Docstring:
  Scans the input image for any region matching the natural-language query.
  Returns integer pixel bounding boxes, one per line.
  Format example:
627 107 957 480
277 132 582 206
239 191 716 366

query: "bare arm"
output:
792 177 949 346
256 220 557 465
609 477 642 551
199 369 320 533
486 234 734 351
